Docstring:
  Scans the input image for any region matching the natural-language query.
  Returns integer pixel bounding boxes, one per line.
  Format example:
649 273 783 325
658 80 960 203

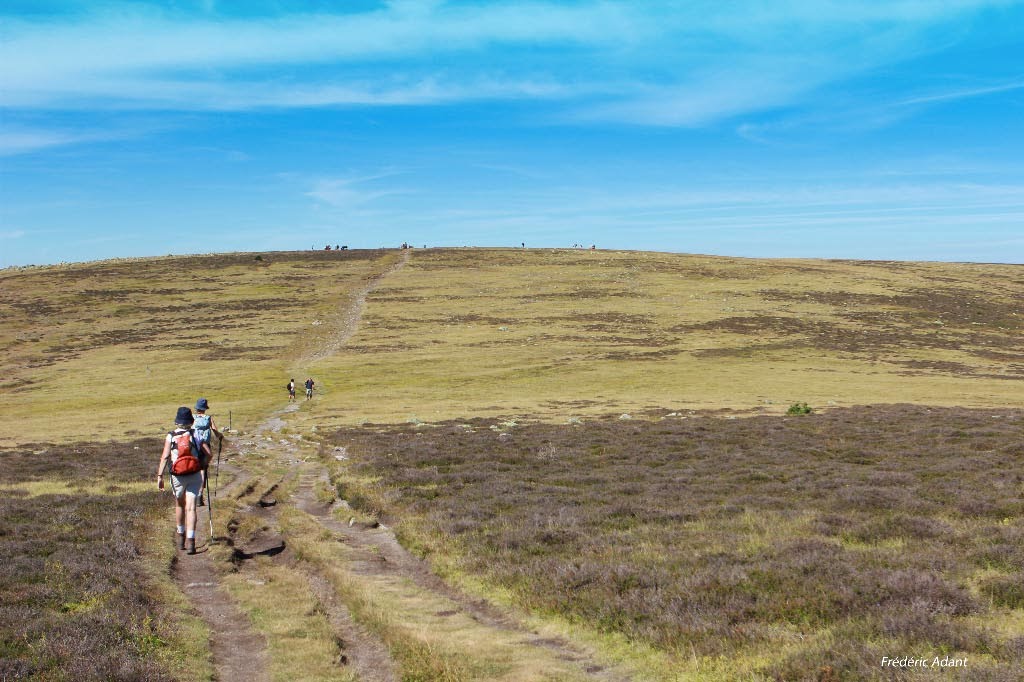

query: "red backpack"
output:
170 429 202 475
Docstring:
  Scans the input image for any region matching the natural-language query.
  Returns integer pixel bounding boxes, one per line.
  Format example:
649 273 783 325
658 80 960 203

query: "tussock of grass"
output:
280 507 597 681
222 560 355 682
327 405 1024 679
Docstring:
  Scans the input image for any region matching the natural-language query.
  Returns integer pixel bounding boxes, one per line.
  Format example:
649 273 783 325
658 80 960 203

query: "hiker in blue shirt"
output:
192 398 218 508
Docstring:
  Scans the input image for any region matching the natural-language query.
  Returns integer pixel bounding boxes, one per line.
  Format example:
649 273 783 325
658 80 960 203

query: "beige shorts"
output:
170 471 203 500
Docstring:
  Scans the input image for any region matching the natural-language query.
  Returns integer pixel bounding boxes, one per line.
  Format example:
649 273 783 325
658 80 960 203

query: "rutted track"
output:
174 248 631 679
169 459 270 682
166 249 413 680
290 465 630 680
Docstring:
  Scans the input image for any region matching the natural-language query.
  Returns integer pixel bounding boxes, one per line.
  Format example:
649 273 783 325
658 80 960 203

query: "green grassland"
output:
3 248 1021 445
297 248 1022 432
1 247 1022 680
0 249 402 446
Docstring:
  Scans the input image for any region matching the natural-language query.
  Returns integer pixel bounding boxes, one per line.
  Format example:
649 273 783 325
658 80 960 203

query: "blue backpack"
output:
193 414 212 448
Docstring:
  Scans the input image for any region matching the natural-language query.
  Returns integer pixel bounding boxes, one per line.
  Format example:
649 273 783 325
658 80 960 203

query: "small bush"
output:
787 402 813 415
980 575 1024 608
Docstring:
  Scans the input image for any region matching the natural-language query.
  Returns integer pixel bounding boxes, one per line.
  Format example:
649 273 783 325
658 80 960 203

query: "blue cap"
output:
195 397 209 411
175 406 194 426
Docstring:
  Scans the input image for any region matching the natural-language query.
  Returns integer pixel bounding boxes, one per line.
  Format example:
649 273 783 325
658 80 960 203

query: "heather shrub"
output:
328 405 1024 675
979 575 1024 609
0 439 178 681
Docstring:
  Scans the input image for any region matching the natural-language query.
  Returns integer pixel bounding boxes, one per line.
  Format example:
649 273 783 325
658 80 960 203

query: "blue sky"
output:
2 0 1023 266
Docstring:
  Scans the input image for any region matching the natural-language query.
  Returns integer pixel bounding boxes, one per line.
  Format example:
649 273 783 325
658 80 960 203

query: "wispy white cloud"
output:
898 79 1024 106
0 127 118 155
2 0 1016 126
0 120 172 155
337 177 1024 260
300 176 1024 233
305 173 407 208
0 2 631 107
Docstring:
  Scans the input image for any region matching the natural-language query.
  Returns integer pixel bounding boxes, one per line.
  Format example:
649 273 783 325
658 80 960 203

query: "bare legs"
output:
175 492 198 537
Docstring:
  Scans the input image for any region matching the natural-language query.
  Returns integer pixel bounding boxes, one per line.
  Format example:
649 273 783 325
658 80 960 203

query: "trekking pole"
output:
210 431 224 543
215 430 223 499
206 482 214 542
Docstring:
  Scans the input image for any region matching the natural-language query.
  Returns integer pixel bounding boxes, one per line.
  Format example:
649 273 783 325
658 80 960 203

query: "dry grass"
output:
5 248 1021 446
295 249 1023 431
221 559 356 682
0 249 400 446
280 506 599 681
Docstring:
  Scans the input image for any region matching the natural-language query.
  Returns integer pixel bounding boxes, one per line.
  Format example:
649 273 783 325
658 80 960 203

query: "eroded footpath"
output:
194 407 633 681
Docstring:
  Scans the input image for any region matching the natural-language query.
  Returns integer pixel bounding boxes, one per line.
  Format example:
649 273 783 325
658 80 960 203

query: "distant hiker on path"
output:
304 377 315 400
192 398 218 507
156 407 211 555
287 378 296 402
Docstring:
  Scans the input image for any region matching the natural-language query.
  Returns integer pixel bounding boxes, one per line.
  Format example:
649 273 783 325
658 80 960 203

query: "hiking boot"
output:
186 538 196 555
176 531 185 550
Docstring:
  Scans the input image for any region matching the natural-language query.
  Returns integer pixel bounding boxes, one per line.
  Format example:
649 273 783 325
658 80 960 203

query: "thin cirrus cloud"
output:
305 173 409 209
0 127 121 156
0 2 631 108
897 80 1024 107
1 0 1016 124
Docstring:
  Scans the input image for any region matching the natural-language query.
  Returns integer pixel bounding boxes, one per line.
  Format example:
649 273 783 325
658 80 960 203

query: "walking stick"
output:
208 431 224 543
206 487 213 539
215 430 223 498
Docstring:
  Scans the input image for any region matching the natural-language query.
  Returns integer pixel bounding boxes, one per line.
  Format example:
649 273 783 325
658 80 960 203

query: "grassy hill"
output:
1 247 1022 680
4 247 1019 445
304 248 1021 428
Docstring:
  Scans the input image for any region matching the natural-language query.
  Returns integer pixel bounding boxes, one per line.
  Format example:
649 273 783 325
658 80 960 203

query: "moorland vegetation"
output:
325 405 1024 679
1 247 1021 680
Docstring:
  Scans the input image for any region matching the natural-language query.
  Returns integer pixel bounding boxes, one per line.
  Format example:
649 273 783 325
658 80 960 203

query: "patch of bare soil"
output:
302 249 411 364
303 563 400 682
169 463 270 682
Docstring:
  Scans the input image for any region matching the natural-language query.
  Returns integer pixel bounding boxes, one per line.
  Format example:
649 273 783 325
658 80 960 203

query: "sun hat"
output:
195 397 209 411
175 406 194 426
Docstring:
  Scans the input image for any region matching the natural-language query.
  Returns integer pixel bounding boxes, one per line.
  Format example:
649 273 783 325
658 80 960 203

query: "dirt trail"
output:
169 461 269 682
292 466 629 680
299 548 401 682
302 248 411 364
173 248 630 679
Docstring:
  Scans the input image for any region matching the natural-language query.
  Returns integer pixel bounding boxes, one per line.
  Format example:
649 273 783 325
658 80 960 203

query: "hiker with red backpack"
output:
156 406 211 555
